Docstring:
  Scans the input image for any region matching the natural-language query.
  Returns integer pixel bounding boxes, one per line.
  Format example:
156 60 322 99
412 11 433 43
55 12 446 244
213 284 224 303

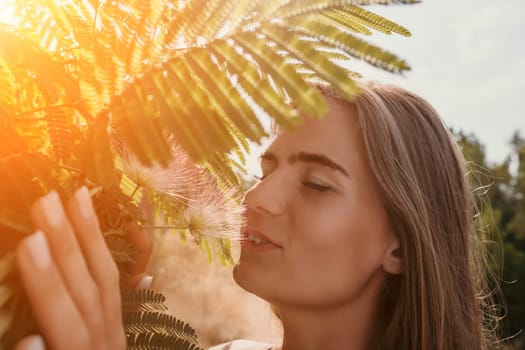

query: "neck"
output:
274 269 385 350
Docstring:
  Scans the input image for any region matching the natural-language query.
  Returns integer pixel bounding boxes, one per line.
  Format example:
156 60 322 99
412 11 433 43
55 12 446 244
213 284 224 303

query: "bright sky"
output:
1 0 522 169
352 0 525 164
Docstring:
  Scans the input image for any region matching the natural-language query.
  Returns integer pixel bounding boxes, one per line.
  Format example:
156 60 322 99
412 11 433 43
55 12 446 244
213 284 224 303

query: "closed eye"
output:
301 181 333 192
254 175 332 192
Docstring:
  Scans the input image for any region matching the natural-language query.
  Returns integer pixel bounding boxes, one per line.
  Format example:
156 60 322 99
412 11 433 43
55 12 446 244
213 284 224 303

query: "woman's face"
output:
233 97 398 309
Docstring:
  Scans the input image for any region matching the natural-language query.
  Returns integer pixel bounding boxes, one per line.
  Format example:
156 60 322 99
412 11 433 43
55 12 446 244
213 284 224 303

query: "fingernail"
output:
74 186 95 220
135 275 153 290
39 191 64 228
26 231 51 270
22 335 46 350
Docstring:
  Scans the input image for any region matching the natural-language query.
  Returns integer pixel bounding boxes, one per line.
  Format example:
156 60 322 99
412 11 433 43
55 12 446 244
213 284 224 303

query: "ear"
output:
382 240 403 275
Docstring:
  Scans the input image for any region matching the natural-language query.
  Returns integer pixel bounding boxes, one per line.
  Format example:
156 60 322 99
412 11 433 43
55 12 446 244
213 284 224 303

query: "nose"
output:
244 175 285 216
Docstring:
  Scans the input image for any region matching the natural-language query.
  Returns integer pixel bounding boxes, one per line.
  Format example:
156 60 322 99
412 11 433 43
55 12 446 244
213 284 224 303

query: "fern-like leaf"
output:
184 0 231 42
271 0 358 20
78 113 118 187
45 104 76 163
321 12 374 36
234 32 327 118
112 89 173 168
0 60 18 113
285 16 410 72
171 58 239 154
331 5 411 36
122 289 169 313
127 332 204 350
210 42 302 131
261 25 361 100
0 25 80 104
184 49 265 143
124 311 199 342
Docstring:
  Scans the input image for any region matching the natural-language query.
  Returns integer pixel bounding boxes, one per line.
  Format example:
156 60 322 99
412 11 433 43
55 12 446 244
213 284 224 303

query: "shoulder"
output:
208 339 277 350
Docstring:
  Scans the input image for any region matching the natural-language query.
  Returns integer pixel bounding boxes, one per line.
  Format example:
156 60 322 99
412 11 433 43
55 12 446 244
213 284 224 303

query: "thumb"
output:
14 335 46 350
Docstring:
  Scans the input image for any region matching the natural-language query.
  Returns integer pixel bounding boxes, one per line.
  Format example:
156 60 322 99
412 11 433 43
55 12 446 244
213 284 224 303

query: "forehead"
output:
266 98 363 163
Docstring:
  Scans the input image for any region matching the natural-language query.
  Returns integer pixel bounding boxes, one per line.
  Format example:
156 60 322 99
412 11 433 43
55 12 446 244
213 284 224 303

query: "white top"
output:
208 339 277 350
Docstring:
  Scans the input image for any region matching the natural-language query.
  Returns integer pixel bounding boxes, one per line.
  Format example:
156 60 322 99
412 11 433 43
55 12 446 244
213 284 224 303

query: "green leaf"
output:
321 11 374 35
173 58 239 154
184 48 265 143
215 0 256 36
45 104 76 163
123 311 199 342
283 16 411 73
234 32 327 118
127 332 204 350
185 0 232 42
261 25 361 100
276 1 413 37
139 72 209 164
211 42 301 131
0 59 18 112
0 24 80 104
122 289 169 313
335 5 412 36
273 0 360 20
79 113 118 187
111 85 173 168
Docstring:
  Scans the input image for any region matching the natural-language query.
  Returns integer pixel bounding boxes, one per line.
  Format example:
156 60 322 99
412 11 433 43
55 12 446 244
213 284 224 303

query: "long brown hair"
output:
319 82 500 350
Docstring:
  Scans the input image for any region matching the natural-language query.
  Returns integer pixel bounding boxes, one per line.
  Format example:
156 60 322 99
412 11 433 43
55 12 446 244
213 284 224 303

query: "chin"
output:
232 260 266 297
232 261 250 290
232 253 285 303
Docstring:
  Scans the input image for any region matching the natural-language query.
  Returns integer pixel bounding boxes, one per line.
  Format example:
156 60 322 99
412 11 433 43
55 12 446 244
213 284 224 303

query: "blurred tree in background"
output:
455 130 525 349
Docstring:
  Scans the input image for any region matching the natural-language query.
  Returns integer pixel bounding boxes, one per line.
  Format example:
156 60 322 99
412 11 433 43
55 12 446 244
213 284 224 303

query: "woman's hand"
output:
14 187 140 350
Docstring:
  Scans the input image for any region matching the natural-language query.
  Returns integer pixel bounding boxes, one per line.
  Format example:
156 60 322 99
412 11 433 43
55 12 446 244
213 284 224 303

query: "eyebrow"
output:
260 151 349 177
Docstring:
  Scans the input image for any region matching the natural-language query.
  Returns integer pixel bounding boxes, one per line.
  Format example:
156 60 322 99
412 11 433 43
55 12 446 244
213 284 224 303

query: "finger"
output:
14 335 45 350
30 191 107 348
122 273 153 290
66 187 126 349
134 274 153 290
124 221 153 276
16 232 90 350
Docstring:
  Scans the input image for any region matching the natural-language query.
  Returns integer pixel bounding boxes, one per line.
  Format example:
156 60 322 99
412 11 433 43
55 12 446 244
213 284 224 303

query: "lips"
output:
241 226 282 248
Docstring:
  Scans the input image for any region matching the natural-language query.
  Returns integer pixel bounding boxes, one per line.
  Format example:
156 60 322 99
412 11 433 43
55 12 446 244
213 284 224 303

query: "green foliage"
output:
455 130 525 349
127 333 203 350
2 0 413 183
122 289 169 313
123 289 203 350
0 0 415 347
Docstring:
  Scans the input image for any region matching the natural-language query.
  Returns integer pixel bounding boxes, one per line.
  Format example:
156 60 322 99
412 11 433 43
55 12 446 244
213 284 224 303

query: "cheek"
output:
285 200 389 305
295 196 384 251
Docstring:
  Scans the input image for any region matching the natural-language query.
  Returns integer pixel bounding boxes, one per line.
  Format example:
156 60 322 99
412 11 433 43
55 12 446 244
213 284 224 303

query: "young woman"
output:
14 82 499 350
